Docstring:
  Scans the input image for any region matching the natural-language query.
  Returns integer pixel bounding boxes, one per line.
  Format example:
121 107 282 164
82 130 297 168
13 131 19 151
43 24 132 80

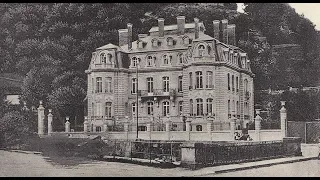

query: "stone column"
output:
47 109 53 135
255 109 262 141
280 101 287 138
37 100 45 135
83 116 89 132
65 116 70 133
230 115 236 141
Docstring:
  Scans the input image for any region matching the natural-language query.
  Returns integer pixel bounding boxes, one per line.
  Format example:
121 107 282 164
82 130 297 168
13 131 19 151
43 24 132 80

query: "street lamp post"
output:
136 61 139 139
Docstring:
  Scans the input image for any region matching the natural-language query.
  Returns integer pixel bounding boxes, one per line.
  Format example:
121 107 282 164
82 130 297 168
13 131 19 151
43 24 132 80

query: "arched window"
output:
232 75 234 92
163 55 169 65
147 56 153 67
178 53 184 64
196 125 202 131
189 99 193 115
96 126 102 132
236 77 239 92
147 101 153 115
232 100 235 115
162 76 169 92
196 98 203 116
163 101 170 116
147 77 153 93
198 45 205 57
132 57 137 67
100 53 106 64
195 71 203 89
236 101 239 117
206 98 213 116
183 36 190 45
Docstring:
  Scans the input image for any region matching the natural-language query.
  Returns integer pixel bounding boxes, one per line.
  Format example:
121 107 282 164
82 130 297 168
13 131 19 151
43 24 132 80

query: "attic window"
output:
183 36 190 45
152 39 158 47
198 45 205 57
137 41 144 49
167 37 174 46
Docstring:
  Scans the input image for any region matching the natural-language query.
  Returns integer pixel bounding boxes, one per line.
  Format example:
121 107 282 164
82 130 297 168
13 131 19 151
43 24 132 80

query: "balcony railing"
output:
138 89 176 97
93 63 114 68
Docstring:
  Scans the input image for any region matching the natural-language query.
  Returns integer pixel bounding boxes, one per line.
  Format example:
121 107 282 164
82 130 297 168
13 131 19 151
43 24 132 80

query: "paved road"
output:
208 159 320 177
0 150 188 177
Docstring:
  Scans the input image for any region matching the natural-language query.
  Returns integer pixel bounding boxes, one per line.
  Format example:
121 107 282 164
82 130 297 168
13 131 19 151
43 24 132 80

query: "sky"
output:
237 3 320 30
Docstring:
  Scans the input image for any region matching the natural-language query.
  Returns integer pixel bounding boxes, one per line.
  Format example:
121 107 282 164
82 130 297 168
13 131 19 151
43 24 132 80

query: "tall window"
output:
195 71 203 89
132 102 136 115
100 53 106 64
189 99 193 115
179 101 183 115
147 56 153 66
95 102 102 116
96 77 102 93
228 100 231 118
236 76 239 92
163 55 169 65
147 77 153 93
132 57 137 67
105 102 112 118
132 78 137 94
227 73 230 90
196 98 203 116
189 72 193 89
105 77 112 93
236 101 239 117
232 75 234 92
198 45 205 57
147 102 153 115
206 98 213 115
232 100 235 114
163 76 169 92
244 79 248 93
178 53 184 64
206 71 213 88
178 76 183 92
91 78 94 93
163 101 170 116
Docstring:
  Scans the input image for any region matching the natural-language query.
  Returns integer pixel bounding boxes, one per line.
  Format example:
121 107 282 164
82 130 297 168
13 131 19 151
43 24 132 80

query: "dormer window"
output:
198 45 205 57
152 38 158 47
137 41 144 49
107 54 112 64
167 37 174 46
100 53 106 64
183 36 190 45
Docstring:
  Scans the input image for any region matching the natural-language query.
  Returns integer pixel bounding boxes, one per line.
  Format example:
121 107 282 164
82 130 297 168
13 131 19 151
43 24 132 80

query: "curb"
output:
198 156 317 176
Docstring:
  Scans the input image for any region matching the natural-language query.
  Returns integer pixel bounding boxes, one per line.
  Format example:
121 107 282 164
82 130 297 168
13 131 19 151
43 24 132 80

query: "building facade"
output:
85 16 254 133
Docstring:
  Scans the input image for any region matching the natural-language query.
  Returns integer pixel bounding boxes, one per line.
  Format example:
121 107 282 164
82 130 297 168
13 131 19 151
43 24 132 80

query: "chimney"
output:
177 16 185 36
194 18 199 39
227 24 236 46
118 29 128 47
127 23 133 50
158 18 164 37
212 20 220 40
220 19 228 44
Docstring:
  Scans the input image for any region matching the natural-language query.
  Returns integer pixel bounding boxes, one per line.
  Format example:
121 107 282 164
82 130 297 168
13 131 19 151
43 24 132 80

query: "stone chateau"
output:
85 16 254 133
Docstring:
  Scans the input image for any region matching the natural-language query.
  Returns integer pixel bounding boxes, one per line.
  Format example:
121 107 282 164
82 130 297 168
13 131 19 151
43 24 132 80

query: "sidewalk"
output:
180 143 319 176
